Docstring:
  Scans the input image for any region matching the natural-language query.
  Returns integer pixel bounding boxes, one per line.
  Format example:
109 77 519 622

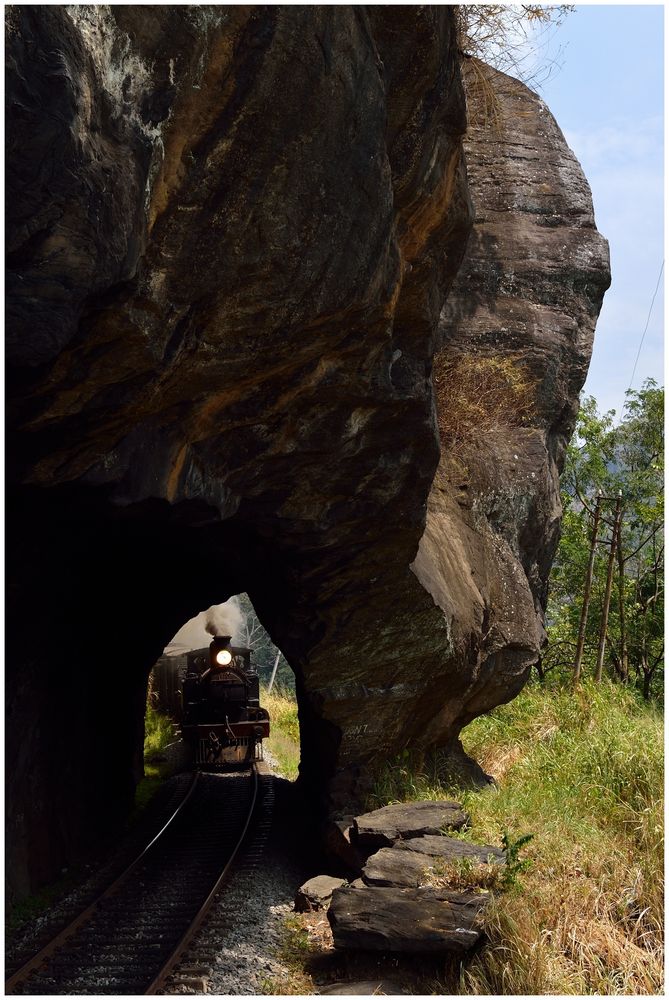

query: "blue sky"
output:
534 4 664 419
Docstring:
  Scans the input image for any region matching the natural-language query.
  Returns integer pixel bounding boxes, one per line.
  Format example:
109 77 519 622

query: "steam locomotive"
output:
181 636 270 766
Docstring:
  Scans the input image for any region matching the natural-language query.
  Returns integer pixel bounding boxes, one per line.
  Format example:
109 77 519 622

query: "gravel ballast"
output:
168 747 312 995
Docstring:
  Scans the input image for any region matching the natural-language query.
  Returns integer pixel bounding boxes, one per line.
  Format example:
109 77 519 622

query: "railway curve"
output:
7 767 260 995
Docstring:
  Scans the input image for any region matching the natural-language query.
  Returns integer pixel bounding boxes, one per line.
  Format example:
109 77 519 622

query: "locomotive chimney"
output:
211 635 232 649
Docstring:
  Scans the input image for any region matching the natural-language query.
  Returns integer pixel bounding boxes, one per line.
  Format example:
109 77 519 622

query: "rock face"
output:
411 60 611 740
6 7 608 899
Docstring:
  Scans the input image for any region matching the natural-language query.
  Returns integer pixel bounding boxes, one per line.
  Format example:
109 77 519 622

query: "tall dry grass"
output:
262 685 300 780
371 679 664 995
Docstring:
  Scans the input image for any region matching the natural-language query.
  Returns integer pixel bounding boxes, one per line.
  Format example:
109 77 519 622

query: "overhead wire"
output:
618 258 664 421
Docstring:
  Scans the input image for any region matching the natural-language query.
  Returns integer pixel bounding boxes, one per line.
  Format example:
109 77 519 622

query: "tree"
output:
236 592 294 691
545 381 664 699
456 5 574 87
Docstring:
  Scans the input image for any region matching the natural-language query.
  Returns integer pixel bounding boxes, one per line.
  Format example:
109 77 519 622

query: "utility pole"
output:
573 493 602 684
594 492 623 683
267 649 281 693
616 528 629 681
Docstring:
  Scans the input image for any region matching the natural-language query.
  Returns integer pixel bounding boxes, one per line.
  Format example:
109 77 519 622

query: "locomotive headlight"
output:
215 649 232 666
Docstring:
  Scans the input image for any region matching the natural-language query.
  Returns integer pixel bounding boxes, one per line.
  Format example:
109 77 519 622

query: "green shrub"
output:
143 704 176 758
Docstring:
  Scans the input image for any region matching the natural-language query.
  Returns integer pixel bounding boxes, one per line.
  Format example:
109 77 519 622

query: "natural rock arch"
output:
6 7 609 900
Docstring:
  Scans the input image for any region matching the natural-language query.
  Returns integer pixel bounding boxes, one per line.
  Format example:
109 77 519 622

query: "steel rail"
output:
145 762 259 995
5 770 201 996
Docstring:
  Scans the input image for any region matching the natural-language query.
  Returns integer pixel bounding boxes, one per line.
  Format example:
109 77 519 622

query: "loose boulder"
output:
295 875 348 913
362 838 504 889
328 885 488 953
395 834 505 862
353 801 467 849
319 981 407 995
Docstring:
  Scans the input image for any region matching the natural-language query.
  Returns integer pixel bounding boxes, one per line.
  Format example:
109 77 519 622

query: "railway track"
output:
6 766 261 996
158 762 276 993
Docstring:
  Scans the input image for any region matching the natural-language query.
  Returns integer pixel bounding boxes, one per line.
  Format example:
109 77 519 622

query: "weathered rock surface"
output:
6 6 609 899
411 60 611 741
362 848 448 889
320 982 407 996
362 839 504 888
295 875 347 913
353 801 468 849
396 834 504 861
328 886 488 953
6 5 472 899
324 817 366 875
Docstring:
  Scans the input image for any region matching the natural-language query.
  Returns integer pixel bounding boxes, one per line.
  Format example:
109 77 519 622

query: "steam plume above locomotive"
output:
204 601 243 638
165 598 244 655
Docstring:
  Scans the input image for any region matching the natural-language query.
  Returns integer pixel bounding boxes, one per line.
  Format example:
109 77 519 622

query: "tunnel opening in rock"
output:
6 481 334 904
147 593 298 776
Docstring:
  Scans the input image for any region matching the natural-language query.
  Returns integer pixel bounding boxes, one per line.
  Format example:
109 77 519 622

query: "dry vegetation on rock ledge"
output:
433 350 536 446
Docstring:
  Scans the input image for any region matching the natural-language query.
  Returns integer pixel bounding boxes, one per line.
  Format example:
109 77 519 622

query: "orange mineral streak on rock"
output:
147 14 251 234
166 443 189 502
399 145 462 263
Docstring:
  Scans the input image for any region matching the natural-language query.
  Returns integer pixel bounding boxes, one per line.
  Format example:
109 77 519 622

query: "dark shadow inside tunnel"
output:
6 482 339 906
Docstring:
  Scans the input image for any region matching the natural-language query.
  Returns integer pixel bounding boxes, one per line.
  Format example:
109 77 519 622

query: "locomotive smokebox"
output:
210 635 233 669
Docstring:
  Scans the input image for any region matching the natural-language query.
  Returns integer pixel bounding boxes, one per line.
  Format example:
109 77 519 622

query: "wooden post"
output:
573 494 602 684
594 492 623 682
616 529 629 681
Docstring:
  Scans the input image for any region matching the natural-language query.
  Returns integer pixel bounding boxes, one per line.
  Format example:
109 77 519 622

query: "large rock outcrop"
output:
6 7 608 899
413 61 611 738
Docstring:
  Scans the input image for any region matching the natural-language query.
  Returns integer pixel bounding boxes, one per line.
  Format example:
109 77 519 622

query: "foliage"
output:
143 704 175 759
369 679 663 994
546 382 664 698
455 5 574 132
262 685 300 780
143 700 177 788
499 831 535 889
423 833 533 895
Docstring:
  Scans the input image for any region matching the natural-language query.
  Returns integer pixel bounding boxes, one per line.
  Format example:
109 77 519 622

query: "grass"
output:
370 679 663 995
7 867 88 937
258 914 321 995
262 685 300 781
134 701 180 815
144 702 176 760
